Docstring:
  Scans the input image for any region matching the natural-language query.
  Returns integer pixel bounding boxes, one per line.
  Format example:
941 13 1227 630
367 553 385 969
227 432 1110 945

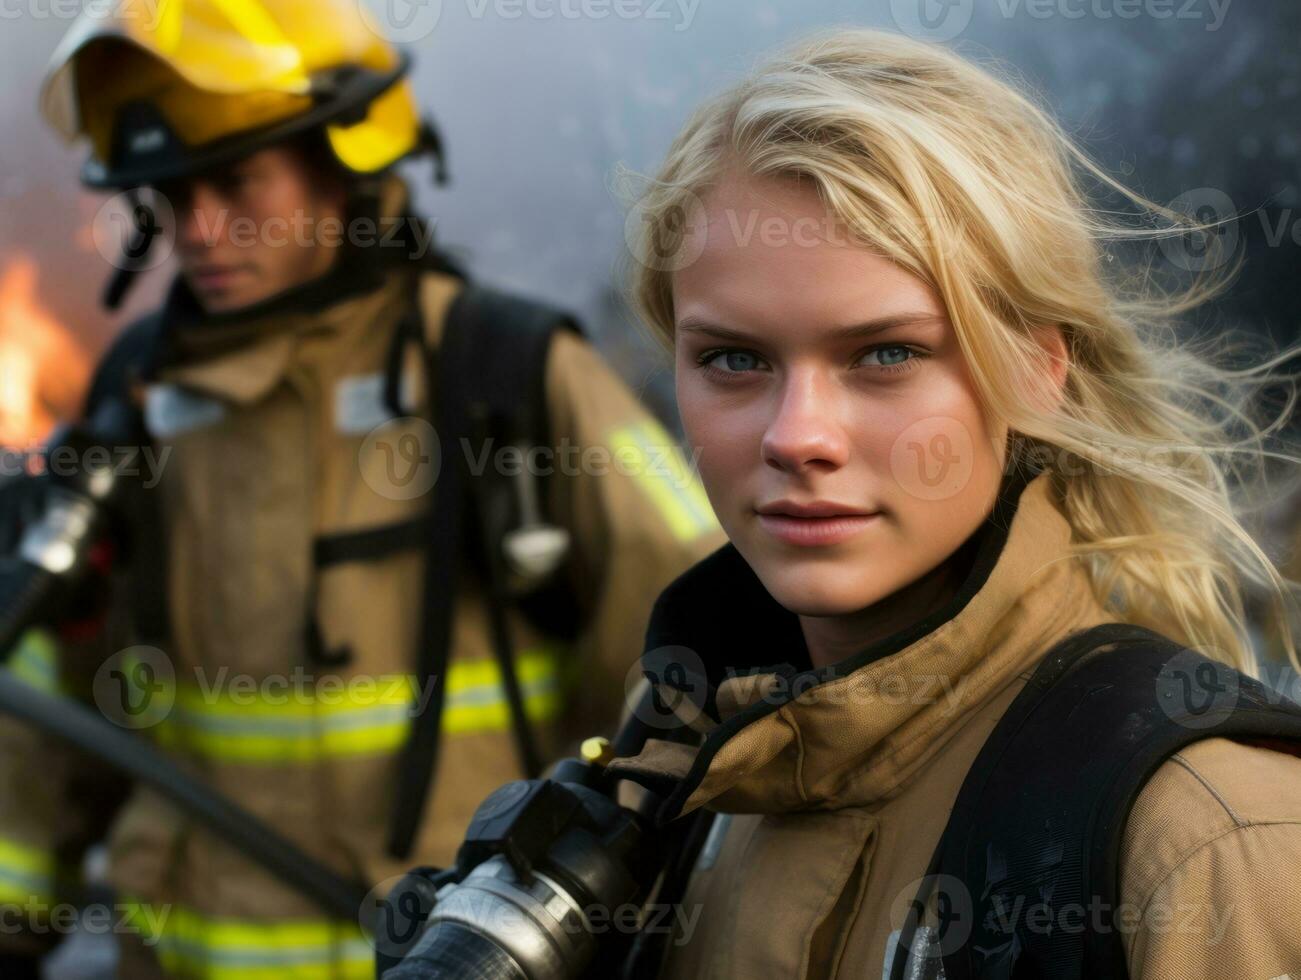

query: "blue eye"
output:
695 344 926 381
704 350 761 373
860 345 917 371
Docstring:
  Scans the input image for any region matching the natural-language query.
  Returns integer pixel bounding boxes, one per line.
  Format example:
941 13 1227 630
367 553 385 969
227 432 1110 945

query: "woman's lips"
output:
756 512 881 547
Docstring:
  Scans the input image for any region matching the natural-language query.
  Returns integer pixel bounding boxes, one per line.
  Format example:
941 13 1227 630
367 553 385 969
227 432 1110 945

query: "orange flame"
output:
0 256 91 448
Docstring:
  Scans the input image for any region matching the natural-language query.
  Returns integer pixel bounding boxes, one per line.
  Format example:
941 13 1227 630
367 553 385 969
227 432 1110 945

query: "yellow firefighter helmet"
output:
39 0 430 188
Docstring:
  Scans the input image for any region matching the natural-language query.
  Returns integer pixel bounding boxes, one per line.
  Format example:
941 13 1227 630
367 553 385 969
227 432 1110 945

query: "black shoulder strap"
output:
453 284 587 636
80 310 173 647
908 623 1301 980
385 281 583 860
453 284 584 444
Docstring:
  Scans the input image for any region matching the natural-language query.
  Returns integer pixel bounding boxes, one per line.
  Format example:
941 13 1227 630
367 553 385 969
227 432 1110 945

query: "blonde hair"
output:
621 27 1301 675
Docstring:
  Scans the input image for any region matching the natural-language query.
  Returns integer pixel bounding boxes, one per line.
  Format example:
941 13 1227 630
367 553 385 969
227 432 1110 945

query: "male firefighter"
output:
0 0 725 975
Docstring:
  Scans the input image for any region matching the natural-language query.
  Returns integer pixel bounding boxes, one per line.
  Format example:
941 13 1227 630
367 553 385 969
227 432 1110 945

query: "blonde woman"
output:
607 27 1301 980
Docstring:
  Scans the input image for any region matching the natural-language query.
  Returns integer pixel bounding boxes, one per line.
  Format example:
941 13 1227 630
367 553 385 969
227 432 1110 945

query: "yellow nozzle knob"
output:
580 736 614 767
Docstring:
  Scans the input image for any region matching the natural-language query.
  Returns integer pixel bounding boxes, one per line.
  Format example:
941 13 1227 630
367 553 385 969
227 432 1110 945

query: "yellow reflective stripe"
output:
4 629 60 695
0 835 55 905
172 675 419 720
121 901 373 980
151 646 565 764
608 418 720 542
152 707 412 763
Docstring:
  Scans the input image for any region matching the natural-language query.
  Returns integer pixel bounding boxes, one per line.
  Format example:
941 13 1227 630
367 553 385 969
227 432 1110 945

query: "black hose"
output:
0 559 57 663
0 671 371 922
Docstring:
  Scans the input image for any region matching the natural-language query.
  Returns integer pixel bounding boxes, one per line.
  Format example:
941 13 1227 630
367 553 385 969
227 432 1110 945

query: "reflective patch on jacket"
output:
4 629 61 695
121 901 373 980
145 385 228 439
333 372 415 436
606 418 720 543
0 834 54 906
881 926 947 980
143 645 566 764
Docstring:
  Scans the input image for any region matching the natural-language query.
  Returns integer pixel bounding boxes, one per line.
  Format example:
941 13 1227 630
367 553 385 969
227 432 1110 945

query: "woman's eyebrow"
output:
676 312 945 343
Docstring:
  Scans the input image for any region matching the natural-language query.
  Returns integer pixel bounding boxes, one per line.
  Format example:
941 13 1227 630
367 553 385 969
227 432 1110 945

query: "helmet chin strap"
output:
418 118 450 187
102 189 162 311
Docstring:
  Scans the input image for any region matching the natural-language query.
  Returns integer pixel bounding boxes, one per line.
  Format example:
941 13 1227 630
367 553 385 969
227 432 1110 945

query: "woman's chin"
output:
756 568 882 618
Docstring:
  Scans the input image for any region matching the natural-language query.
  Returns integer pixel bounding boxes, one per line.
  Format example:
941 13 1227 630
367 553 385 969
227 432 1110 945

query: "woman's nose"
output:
760 370 851 474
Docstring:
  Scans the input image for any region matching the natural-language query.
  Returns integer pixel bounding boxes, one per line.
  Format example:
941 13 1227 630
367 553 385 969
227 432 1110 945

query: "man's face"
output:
159 146 347 314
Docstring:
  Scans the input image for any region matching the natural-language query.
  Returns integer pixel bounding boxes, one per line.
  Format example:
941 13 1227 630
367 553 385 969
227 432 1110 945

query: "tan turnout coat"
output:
0 186 726 977
609 469 1301 980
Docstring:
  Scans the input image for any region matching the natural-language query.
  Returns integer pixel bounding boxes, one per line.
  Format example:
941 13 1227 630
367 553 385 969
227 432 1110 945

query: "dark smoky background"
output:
1 1 1299 581
0 4 1298 971
6 0 1301 606
3 0 1298 430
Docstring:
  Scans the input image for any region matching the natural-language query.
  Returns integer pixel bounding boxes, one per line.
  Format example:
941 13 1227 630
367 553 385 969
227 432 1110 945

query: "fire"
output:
0 256 91 448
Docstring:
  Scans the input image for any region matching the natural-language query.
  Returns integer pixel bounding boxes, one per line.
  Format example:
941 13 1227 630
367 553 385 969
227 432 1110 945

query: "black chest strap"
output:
81 310 173 648
383 282 583 861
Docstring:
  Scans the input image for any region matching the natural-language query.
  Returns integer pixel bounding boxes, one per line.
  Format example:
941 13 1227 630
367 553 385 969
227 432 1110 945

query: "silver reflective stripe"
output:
144 384 227 439
334 371 416 435
881 926 947 980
